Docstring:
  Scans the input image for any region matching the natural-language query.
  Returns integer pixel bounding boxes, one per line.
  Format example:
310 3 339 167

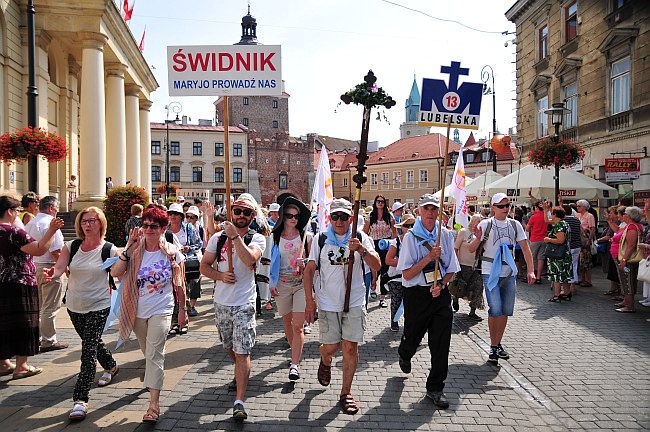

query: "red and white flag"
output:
312 145 333 232
122 0 135 22
448 147 469 228
138 26 146 51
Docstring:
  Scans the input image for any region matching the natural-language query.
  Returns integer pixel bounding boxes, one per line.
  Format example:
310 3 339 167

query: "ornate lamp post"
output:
481 65 498 172
26 0 38 192
545 102 570 205
164 102 182 198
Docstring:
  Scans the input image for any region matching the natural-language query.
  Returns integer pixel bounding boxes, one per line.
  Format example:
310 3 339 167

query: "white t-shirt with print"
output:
278 233 312 286
206 232 267 306
65 240 117 314
308 231 377 312
477 217 527 276
136 249 184 319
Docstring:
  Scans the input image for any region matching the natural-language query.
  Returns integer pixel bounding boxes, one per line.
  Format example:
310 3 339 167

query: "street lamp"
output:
481 65 498 172
545 102 570 205
164 102 182 199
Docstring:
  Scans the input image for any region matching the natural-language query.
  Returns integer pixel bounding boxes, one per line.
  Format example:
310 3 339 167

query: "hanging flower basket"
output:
528 137 585 169
0 126 68 163
155 183 179 195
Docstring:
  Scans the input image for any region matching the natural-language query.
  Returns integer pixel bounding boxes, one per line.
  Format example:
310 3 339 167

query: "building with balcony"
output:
506 0 649 205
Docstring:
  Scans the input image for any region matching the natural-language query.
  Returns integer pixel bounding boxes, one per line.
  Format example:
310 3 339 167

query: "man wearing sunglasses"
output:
200 195 266 422
468 193 536 365
303 198 380 415
396 194 459 409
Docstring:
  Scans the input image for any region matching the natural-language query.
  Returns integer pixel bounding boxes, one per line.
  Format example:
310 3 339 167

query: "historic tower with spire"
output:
399 76 430 139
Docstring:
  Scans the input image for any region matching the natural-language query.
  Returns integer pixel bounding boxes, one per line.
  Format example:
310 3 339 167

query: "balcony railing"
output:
608 111 630 132
562 128 577 143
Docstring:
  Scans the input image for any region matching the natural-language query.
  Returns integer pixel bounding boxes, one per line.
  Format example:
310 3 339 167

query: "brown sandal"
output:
142 407 160 424
340 393 359 415
317 358 331 386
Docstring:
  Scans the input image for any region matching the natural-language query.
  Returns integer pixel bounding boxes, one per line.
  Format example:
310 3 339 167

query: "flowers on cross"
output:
0 126 68 163
338 70 396 121
528 137 585 169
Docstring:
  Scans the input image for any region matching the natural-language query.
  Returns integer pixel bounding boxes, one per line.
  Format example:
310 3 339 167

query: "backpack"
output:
315 231 366 275
68 239 117 291
215 230 256 263
477 217 519 265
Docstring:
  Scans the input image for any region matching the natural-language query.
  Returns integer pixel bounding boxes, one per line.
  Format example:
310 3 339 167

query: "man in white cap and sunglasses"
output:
396 193 459 409
468 193 535 365
303 198 380 415
200 195 266 421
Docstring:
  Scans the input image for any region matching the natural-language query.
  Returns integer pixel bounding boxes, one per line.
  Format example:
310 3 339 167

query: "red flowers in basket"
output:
528 137 585 169
0 126 68 163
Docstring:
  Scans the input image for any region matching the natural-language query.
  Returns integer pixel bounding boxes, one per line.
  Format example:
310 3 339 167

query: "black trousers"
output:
374 240 390 295
398 285 452 393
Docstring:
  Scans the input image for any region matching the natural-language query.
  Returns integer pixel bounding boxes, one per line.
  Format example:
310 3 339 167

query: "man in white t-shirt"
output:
303 198 380 415
468 193 535 365
200 195 266 422
25 196 67 353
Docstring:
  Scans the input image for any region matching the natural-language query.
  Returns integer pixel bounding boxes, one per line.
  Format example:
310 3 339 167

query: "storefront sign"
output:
634 190 650 206
605 158 640 182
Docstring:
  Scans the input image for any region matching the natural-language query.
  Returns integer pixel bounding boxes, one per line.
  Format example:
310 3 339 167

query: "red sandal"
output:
340 393 359 415
317 358 331 386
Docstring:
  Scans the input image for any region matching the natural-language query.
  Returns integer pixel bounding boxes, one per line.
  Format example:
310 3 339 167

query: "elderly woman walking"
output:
615 206 644 313
111 206 187 424
575 200 596 287
453 214 486 319
544 206 573 302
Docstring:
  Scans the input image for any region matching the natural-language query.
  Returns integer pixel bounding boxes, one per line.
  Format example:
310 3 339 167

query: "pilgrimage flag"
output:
312 145 333 232
448 147 469 228
122 0 135 22
138 26 146 51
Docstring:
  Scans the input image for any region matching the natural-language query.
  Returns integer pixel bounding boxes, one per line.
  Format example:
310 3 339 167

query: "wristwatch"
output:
361 248 368 258
229 234 240 241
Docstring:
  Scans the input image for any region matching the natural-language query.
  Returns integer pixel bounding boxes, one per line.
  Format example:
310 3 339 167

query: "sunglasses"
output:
376 200 385 204
402 224 414 228
185 214 198 219
142 223 161 230
168 212 183 217
330 213 350 222
233 208 253 217
80 218 98 225
284 213 299 220
493 203 511 209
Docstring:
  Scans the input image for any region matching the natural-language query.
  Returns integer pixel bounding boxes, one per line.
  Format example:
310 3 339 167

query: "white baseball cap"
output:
391 201 405 212
269 203 280 212
490 193 509 205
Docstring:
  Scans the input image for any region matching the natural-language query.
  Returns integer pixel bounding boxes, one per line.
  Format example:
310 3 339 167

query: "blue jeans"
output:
482 274 516 317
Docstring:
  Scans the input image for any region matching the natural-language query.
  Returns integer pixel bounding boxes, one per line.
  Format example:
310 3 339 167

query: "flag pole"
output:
433 118 453 282
223 95 233 272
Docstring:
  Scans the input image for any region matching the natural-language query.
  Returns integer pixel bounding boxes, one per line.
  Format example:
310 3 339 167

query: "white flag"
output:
448 148 469 228
312 145 334 232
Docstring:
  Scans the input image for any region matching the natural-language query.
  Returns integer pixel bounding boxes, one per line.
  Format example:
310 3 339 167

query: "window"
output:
193 142 202 156
170 166 180 182
243 97 249 105
233 143 243 157
393 171 401 185
233 168 243 183
419 169 428 183
151 166 161 181
406 170 414 184
565 2 578 43
343 177 348 187
537 95 549 137
272 100 278 109
381 172 389 186
279 173 288 189
450 154 458 164
214 167 224 182
151 141 161 155
481 151 490 162
611 56 630 115
192 166 202 182
466 153 475 163
564 82 578 128
370 173 378 185
242 118 249 126
538 25 548 60
272 120 279 129
170 141 180 155
215 142 224 156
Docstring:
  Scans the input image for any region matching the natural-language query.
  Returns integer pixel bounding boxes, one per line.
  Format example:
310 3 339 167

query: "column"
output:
66 59 81 212
105 64 127 186
125 84 141 186
139 100 153 195
75 33 108 208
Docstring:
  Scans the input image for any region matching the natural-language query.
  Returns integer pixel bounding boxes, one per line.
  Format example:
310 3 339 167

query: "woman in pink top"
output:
615 207 643 313
576 200 596 287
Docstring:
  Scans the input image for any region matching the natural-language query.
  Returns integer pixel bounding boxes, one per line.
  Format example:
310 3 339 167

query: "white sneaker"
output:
640 300 650 307
639 298 649 305
303 323 312 334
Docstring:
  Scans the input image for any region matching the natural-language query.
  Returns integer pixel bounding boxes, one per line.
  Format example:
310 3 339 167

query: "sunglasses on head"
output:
283 213 299 220
233 208 253 217
330 213 350 222
493 203 511 209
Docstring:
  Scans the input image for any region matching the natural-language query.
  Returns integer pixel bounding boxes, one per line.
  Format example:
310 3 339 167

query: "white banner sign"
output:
167 45 282 96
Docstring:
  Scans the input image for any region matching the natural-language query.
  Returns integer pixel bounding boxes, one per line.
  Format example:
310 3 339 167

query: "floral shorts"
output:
214 302 256 355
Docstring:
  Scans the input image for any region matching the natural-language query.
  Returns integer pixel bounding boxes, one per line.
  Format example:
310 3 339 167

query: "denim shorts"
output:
482 274 516 317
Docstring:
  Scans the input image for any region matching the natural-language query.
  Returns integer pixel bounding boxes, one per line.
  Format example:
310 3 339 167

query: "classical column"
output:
139 99 153 195
75 33 108 208
105 64 127 186
125 84 141 186
66 58 81 212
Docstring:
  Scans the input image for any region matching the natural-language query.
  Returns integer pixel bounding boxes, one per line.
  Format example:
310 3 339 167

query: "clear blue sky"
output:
125 0 517 146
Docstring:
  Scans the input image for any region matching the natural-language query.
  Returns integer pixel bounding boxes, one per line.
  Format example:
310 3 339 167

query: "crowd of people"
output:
1 188 649 424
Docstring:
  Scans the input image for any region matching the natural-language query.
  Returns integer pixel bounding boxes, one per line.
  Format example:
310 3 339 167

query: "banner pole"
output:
223 96 233 272
433 118 453 281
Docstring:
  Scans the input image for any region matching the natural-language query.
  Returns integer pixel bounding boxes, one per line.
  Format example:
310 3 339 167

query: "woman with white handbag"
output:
637 202 650 307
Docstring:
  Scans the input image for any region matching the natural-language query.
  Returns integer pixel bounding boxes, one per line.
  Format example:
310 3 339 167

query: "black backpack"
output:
215 230 256 263
315 231 366 274
67 239 117 292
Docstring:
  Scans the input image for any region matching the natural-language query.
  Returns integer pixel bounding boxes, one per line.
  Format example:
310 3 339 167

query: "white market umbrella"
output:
465 170 504 203
483 164 618 201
